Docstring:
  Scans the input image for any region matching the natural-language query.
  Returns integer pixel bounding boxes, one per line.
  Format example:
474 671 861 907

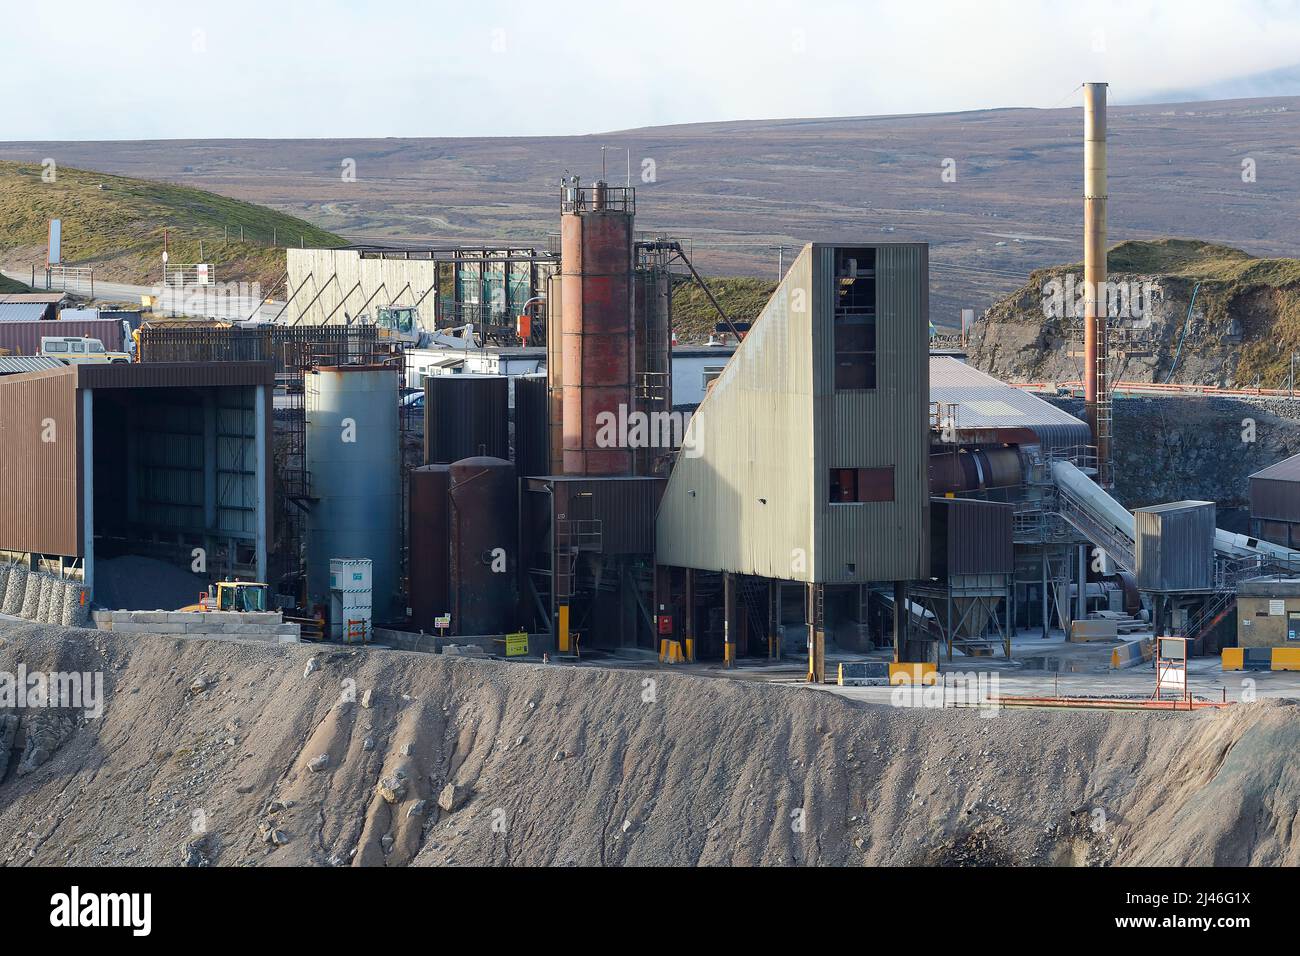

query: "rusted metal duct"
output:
928 447 1025 495
1083 81 1110 484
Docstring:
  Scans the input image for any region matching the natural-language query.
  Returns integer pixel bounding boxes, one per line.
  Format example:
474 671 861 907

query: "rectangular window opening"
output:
833 247 877 391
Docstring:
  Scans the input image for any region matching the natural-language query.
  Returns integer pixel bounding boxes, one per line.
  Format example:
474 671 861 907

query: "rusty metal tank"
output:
408 463 451 630
448 456 518 635
560 181 635 475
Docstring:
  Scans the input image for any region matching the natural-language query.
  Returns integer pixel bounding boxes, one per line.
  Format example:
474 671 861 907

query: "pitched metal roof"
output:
0 355 64 375
1250 453 1300 483
0 303 53 322
929 356 1090 450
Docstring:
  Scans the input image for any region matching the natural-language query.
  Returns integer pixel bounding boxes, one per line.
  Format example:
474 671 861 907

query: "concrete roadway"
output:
2 268 286 322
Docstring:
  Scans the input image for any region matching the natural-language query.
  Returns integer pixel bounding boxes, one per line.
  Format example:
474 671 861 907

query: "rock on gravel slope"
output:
0 620 1297 867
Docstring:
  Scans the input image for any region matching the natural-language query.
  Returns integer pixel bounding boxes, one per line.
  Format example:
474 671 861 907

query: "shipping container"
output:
1134 501 1216 592
0 318 125 356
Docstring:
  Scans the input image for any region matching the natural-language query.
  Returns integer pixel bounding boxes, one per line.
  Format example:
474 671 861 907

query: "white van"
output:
40 336 132 365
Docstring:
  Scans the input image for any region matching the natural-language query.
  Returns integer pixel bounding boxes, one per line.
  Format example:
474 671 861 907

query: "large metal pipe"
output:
1083 82 1110 483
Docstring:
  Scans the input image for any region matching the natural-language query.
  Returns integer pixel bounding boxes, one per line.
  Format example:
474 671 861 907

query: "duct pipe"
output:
1083 82 1110 484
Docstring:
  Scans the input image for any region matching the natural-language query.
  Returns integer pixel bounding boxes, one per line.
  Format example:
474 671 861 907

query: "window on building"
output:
834 248 877 390
702 366 725 391
830 466 894 503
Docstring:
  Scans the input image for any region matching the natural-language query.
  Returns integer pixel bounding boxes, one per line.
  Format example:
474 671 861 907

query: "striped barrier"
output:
658 640 686 664
1222 646 1300 671
1110 637 1154 670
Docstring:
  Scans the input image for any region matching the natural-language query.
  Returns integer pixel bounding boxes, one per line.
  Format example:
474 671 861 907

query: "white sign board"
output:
196 263 211 285
1270 599 1286 616
48 219 61 266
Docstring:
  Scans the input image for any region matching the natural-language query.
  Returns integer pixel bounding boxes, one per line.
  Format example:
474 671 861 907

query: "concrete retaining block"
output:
1 567 27 616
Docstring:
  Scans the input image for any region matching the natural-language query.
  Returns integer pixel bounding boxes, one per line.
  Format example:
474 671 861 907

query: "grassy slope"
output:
1009 238 1300 386
0 161 347 288
0 274 32 294
671 275 778 342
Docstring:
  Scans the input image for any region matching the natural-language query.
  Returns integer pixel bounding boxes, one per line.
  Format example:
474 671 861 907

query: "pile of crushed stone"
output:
0 618 1297 867
91 555 211 611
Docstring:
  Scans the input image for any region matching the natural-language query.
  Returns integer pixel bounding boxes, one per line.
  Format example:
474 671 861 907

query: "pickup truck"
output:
40 336 131 365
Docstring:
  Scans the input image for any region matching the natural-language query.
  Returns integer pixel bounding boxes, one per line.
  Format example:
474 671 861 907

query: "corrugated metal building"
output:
929 355 1090 450
1250 454 1300 548
655 242 930 584
929 497 1014 579
0 318 126 355
1134 500 1216 592
0 356 64 376
0 362 274 597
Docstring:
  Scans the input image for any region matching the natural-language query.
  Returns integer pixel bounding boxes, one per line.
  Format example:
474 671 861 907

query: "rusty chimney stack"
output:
1083 81 1110 486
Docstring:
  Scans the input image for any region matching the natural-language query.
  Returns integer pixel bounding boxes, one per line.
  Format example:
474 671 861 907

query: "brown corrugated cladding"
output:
929 497 1013 578
0 318 126 355
1251 476 1300 524
551 476 664 554
0 366 82 556
75 361 275 389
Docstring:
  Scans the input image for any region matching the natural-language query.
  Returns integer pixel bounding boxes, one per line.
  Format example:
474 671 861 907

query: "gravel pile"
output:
0 618 1297 867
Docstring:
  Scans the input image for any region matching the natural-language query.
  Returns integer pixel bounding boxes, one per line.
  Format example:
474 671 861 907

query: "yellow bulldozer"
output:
180 581 270 613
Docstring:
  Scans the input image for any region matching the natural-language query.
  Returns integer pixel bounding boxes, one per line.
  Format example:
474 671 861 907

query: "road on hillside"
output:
2 268 287 322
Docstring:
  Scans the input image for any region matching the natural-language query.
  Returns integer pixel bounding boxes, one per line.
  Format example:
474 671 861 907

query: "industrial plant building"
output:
4 81 1300 669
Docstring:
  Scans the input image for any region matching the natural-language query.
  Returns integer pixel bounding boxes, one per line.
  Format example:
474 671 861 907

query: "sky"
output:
4 0 1300 140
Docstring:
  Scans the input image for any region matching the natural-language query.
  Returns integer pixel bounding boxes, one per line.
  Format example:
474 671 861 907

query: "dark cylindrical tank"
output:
425 375 509 464
633 263 672 475
408 464 451 630
448 456 518 635
561 183 635 475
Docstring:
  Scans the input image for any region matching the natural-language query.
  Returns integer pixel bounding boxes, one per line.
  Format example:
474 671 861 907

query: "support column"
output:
893 581 907 662
683 568 695 662
254 385 268 586
1076 544 1088 623
806 583 824 683
768 580 781 660
1040 548 1049 639
82 388 95 598
723 572 736 667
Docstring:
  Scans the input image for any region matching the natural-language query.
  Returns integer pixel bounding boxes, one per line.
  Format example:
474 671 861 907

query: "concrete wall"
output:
1238 595 1300 648
93 610 299 643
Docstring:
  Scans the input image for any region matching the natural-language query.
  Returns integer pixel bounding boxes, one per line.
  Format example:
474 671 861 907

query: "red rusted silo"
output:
560 180 636 475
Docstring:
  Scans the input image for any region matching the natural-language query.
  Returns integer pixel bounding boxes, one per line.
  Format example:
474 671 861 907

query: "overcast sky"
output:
4 0 1300 140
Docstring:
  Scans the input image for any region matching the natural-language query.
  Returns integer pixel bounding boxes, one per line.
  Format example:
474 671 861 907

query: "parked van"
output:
40 336 131 365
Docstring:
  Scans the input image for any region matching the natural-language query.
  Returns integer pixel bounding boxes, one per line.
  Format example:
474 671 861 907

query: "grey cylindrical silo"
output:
306 366 401 623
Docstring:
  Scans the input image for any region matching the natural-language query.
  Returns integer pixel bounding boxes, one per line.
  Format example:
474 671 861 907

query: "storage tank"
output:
409 463 451 630
448 456 518 635
560 181 635 475
424 374 509 464
305 366 401 622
